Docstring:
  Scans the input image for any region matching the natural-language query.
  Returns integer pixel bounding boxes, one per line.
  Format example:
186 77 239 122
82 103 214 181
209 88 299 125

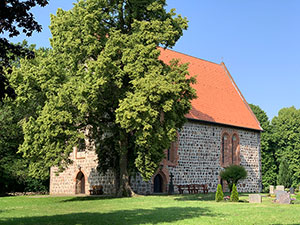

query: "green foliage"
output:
272 107 300 188
220 165 247 192
215 184 224 202
249 104 277 191
277 157 292 188
9 0 196 195
230 184 239 202
0 96 48 195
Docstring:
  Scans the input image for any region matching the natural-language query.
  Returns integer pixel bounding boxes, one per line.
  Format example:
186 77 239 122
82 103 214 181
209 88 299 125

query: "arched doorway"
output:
154 174 163 193
75 171 85 194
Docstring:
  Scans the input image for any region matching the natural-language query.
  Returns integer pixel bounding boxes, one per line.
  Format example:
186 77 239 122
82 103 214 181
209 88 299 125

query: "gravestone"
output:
275 190 286 200
249 194 262 203
277 193 291 204
269 185 274 194
290 187 295 194
276 185 284 191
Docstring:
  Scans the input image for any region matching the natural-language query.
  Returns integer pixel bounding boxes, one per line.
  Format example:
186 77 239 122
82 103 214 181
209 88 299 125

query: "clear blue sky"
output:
5 0 300 120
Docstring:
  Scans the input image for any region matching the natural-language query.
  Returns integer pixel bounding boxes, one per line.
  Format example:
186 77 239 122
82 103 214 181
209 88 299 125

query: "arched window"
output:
232 134 239 165
165 133 179 167
221 133 229 165
77 138 86 152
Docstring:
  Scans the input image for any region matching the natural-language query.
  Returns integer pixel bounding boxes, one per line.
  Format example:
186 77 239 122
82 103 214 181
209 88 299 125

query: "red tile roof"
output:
159 48 262 131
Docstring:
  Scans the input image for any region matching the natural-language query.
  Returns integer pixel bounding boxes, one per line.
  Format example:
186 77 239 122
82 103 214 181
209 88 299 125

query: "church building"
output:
50 48 262 195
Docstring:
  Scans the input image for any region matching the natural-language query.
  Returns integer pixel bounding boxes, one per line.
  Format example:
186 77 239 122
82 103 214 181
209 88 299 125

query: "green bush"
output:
215 184 224 202
220 165 247 192
230 184 239 202
277 158 292 188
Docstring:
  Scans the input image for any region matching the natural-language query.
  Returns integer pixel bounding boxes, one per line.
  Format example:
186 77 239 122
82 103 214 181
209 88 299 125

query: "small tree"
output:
277 158 292 188
230 184 239 202
215 184 224 202
220 165 247 192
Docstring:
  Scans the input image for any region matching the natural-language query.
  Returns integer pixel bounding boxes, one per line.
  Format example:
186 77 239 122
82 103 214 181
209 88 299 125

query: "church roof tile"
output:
159 48 262 131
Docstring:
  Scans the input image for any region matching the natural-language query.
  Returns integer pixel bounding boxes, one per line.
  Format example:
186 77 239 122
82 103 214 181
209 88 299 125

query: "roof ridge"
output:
161 47 221 66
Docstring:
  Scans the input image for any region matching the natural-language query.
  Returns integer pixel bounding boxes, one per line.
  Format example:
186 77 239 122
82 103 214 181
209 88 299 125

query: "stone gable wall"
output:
50 148 115 195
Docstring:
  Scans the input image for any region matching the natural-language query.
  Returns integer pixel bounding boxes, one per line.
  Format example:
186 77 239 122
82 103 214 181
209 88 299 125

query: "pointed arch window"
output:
221 133 229 165
232 134 239 165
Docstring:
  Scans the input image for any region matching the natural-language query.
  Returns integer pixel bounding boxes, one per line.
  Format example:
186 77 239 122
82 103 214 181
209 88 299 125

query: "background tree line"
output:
249 104 300 191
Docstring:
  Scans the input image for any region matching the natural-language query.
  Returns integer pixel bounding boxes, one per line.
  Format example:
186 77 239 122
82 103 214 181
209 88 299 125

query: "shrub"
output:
277 158 292 188
215 184 224 202
230 184 239 202
220 165 247 192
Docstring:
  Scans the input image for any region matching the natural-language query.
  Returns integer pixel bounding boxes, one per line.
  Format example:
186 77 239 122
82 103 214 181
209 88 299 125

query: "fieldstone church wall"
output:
50 120 261 195
167 121 261 193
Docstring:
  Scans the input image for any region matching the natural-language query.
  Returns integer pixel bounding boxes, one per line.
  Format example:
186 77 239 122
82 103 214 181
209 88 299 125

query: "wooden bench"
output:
177 184 208 194
89 185 103 195
201 184 208 194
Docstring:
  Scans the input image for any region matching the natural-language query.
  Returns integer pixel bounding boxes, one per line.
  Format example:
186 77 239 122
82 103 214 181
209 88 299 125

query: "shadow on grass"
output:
61 195 116 202
174 193 251 202
0 206 220 225
174 193 216 201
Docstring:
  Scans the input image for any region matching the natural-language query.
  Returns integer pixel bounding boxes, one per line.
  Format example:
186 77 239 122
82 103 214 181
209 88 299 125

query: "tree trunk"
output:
117 137 136 197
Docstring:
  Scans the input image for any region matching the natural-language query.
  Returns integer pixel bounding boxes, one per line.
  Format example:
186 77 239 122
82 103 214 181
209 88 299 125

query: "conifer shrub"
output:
277 157 292 188
230 184 239 202
215 184 224 202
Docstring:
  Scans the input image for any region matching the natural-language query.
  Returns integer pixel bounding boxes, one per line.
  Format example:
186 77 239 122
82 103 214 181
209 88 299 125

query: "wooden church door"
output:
75 171 85 194
154 174 163 193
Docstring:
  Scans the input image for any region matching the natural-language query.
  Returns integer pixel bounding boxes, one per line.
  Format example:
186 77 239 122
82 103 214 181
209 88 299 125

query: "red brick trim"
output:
220 129 240 167
74 169 88 194
75 146 86 159
152 167 169 193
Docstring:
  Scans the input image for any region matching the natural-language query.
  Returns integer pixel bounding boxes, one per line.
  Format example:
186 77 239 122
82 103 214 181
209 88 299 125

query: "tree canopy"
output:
9 0 196 196
272 106 300 187
220 165 247 192
249 104 277 191
250 104 300 189
0 0 49 101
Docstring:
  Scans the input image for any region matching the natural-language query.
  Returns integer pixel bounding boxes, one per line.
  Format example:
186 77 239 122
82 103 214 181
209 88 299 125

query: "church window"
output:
221 134 228 165
232 134 239 165
77 138 86 152
164 134 179 167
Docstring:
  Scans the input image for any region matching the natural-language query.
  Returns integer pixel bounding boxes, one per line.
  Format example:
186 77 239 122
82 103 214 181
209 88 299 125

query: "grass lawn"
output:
0 193 300 225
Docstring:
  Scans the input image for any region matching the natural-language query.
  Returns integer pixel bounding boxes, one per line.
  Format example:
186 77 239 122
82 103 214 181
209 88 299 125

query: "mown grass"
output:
0 193 300 225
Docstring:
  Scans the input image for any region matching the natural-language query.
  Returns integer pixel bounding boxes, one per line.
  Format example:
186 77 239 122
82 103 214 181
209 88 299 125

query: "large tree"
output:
272 107 300 187
11 0 196 196
249 104 277 191
0 46 50 195
0 0 49 101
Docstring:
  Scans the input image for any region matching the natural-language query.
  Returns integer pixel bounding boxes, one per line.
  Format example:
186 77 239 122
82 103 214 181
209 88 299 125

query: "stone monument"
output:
269 185 274 194
277 193 291 204
276 185 285 191
249 194 262 203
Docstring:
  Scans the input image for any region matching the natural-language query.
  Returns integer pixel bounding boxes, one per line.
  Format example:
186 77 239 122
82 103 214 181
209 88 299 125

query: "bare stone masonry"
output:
50 120 261 195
